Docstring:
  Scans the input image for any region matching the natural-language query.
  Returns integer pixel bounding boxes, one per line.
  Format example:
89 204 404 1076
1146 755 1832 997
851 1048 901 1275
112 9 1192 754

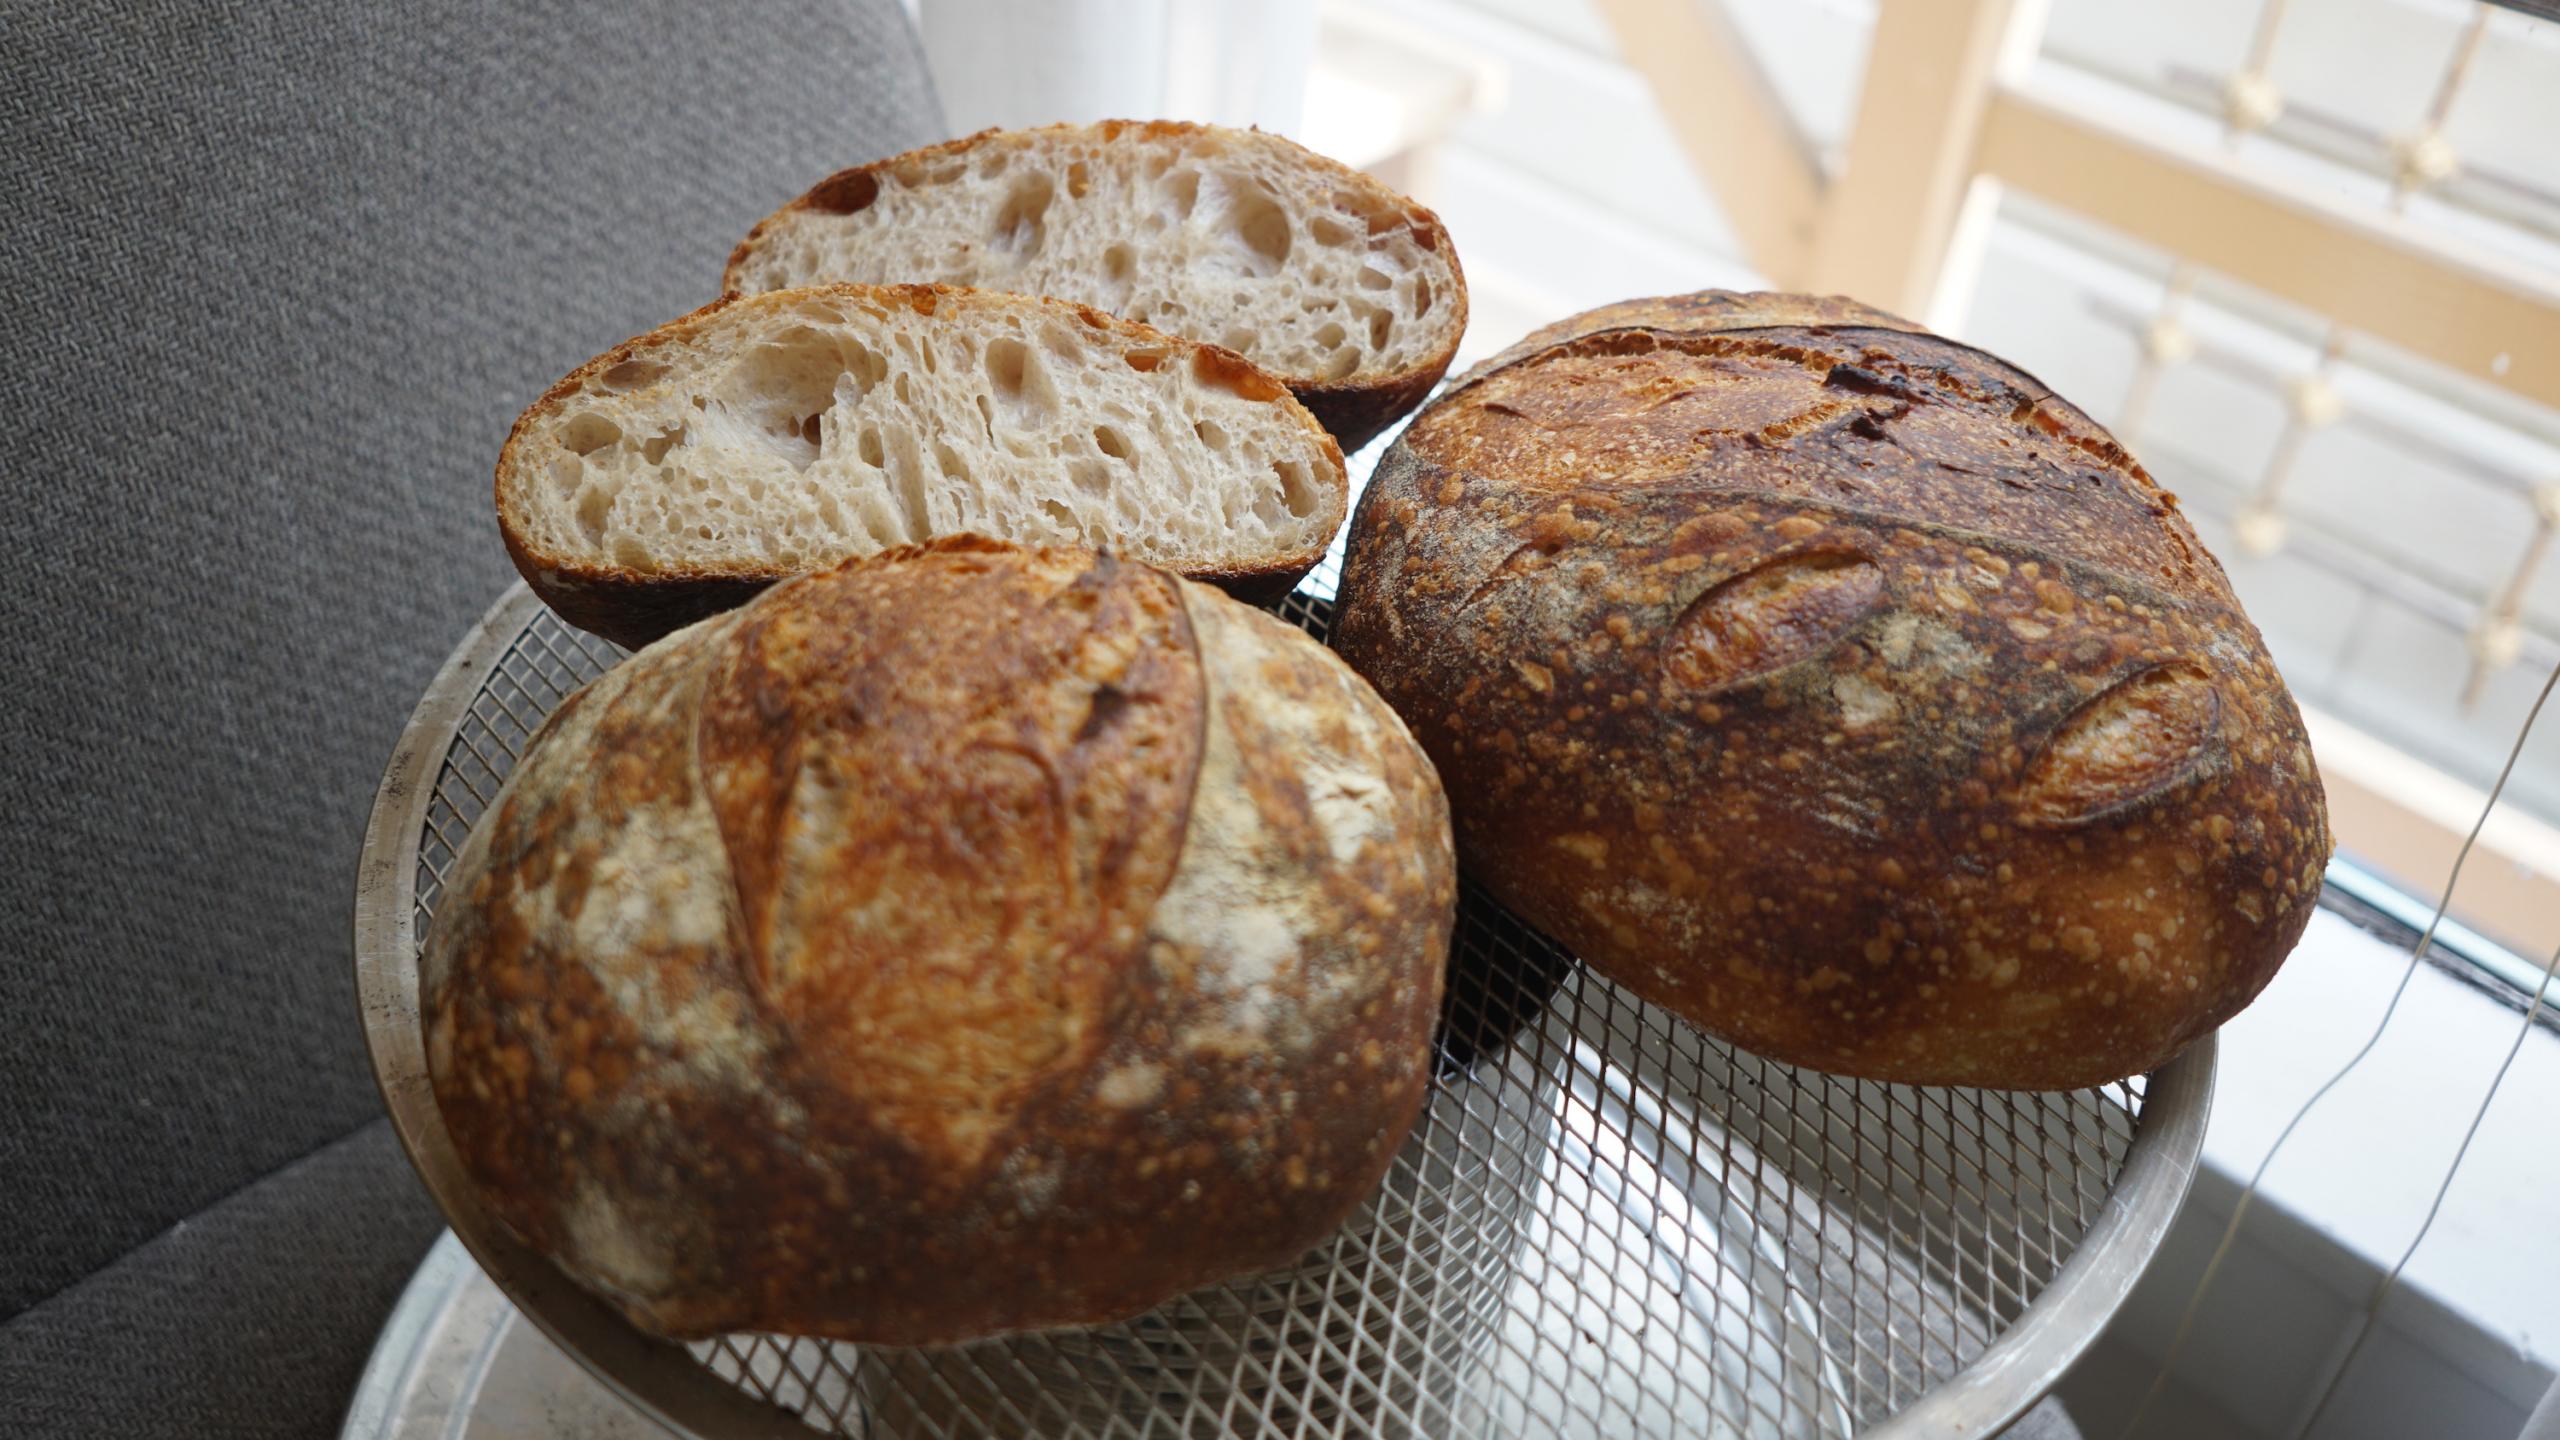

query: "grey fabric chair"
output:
0 5 939 1435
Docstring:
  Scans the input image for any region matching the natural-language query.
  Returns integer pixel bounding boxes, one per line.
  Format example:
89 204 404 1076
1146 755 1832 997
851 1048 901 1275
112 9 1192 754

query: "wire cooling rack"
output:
354 570 2210 1440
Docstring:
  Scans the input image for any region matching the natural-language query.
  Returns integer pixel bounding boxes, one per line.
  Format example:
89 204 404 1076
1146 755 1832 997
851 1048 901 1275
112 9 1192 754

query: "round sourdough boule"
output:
1332 291 2330 1090
420 537 1455 1342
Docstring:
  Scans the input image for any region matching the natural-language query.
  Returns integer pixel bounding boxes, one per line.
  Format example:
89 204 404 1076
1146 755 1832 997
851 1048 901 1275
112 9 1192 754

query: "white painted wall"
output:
916 2 1317 136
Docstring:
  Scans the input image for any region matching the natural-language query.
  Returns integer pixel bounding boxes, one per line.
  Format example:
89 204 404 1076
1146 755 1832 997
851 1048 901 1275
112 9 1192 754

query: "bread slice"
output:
723 121 1467 452
497 283 1348 648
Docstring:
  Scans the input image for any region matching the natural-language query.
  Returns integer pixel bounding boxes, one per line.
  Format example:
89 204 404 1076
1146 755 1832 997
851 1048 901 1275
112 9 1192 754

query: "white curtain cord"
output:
2286 926 2560 1439
2117 654 2560 1440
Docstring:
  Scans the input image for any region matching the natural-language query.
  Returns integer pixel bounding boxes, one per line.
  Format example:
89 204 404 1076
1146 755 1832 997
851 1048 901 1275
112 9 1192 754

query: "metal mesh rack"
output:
355 578 2210 1440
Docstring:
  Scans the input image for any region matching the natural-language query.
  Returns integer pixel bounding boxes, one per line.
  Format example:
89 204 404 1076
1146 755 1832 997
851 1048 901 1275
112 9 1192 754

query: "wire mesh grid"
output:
398 583 2167 1440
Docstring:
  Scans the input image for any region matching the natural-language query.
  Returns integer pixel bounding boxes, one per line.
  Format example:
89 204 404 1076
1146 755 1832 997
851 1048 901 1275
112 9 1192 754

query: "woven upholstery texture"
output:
0 1 938 1432
0 1123 445 1439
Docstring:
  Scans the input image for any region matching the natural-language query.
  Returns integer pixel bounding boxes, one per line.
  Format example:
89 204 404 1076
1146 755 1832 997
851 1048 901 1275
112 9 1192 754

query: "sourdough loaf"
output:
497 283 1347 649
421 538 1454 1342
724 122 1467 451
1333 291 2329 1089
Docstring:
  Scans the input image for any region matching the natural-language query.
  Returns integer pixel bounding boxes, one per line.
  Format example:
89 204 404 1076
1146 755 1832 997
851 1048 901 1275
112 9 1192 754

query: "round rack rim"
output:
355 584 807 1440
353 580 2216 1440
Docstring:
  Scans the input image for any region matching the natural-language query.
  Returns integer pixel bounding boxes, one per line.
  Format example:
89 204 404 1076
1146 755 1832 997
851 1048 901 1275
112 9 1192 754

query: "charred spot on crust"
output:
1846 410 1894 442
1077 682 1133 740
1822 363 1916 401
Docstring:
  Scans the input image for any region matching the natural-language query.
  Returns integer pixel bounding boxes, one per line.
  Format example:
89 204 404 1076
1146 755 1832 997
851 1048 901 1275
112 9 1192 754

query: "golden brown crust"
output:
423 537 1454 1341
1333 291 2329 1089
1456 291 1926 384
496 284 1347 649
724 122 1467 452
496 522 770 651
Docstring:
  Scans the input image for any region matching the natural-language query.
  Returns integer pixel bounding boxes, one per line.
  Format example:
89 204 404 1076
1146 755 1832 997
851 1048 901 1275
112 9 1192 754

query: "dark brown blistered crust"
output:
499 523 776 652
723 122 1469 452
423 536 1454 1342
495 284 1347 649
1294 312 1459 455
1332 291 2329 1090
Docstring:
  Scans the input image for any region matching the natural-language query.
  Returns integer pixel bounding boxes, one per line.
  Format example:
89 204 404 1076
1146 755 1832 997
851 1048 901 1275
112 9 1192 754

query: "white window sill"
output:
2062 902 2558 1437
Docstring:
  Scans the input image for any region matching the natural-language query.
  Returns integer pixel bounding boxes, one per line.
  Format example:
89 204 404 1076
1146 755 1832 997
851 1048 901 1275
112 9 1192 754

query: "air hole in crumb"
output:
934 440 970 481
558 413 621 456
1066 160 1092 198
641 425 686 464
1094 425 1133 461
1357 266 1392 291
574 485 612 543
1369 310 1393 349
1104 244 1135 283
992 174 1054 257
798 414 824 448
597 359 668 392
1415 276 1434 315
1126 348 1168 373
1272 460 1321 519
984 337 1042 413
734 328 884 469
1040 497 1077 530
1227 186 1292 274
1320 350 1359 381
1314 321 1347 350
858 427 885 468
1162 168 1200 220
1195 419 1229 451
1309 214 1355 247
1220 326 1254 353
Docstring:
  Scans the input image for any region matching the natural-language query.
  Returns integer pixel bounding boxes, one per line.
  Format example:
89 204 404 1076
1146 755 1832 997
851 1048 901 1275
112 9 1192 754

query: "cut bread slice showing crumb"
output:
724 121 1466 452
497 283 1347 649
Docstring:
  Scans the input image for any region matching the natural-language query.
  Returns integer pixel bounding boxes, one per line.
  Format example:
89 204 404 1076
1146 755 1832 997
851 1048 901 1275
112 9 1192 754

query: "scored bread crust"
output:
498 283 1349 650
421 537 1454 1343
1333 291 2330 1090
724 121 1468 452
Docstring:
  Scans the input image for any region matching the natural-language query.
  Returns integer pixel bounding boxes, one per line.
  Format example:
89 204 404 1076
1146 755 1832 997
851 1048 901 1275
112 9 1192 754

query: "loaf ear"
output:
1660 549 1885 694
2014 665 2221 827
